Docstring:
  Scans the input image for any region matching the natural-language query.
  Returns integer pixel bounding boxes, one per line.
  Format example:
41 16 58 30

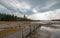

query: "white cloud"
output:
0 0 60 18
0 4 13 14
15 2 31 13
35 0 58 11
29 9 60 20
0 0 31 14
32 8 38 13
44 0 57 9
29 12 50 20
15 2 31 10
0 5 7 10
14 12 23 17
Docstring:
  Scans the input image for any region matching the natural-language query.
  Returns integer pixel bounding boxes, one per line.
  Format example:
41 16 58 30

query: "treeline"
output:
52 19 60 21
0 13 32 21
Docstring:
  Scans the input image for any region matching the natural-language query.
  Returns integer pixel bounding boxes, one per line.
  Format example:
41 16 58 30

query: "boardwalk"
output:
0 21 60 38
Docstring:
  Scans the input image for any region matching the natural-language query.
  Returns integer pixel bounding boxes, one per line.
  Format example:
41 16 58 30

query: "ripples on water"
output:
39 25 60 38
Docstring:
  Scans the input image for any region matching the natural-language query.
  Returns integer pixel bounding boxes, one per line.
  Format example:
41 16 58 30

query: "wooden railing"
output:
0 22 60 38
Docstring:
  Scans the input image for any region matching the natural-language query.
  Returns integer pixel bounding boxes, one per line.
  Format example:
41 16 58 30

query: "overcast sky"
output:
0 0 60 20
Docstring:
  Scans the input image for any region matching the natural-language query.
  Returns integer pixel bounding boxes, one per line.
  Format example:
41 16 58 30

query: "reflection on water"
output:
38 24 60 38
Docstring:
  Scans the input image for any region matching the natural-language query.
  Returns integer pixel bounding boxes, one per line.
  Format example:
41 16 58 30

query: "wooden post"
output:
22 28 24 38
29 25 31 33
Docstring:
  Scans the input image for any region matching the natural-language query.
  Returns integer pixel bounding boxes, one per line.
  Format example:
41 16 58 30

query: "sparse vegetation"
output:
0 28 22 37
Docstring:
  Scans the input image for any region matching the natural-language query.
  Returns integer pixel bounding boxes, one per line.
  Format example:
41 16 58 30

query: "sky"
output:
0 0 60 20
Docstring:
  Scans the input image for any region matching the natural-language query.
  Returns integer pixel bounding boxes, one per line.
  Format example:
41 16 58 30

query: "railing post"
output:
29 25 31 34
22 28 24 38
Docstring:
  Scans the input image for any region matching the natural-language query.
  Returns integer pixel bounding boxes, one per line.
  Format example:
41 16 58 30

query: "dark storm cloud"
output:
0 0 60 16
50 2 60 10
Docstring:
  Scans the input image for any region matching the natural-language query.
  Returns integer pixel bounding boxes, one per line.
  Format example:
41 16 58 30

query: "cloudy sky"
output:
0 0 60 20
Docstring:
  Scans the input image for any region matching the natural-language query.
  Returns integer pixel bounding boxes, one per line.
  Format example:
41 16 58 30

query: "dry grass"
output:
0 27 23 37
0 21 34 37
0 21 31 25
0 21 31 37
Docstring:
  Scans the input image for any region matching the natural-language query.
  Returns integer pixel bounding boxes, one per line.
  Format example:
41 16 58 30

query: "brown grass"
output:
0 21 31 25
0 27 23 37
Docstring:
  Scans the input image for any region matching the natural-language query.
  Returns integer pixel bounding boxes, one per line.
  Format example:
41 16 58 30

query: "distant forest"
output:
0 13 32 21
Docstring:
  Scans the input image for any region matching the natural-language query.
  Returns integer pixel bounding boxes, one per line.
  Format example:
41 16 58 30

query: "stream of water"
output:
37 24 60 38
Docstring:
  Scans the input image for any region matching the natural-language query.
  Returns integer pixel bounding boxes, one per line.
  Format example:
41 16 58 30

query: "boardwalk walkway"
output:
0 22 60 38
